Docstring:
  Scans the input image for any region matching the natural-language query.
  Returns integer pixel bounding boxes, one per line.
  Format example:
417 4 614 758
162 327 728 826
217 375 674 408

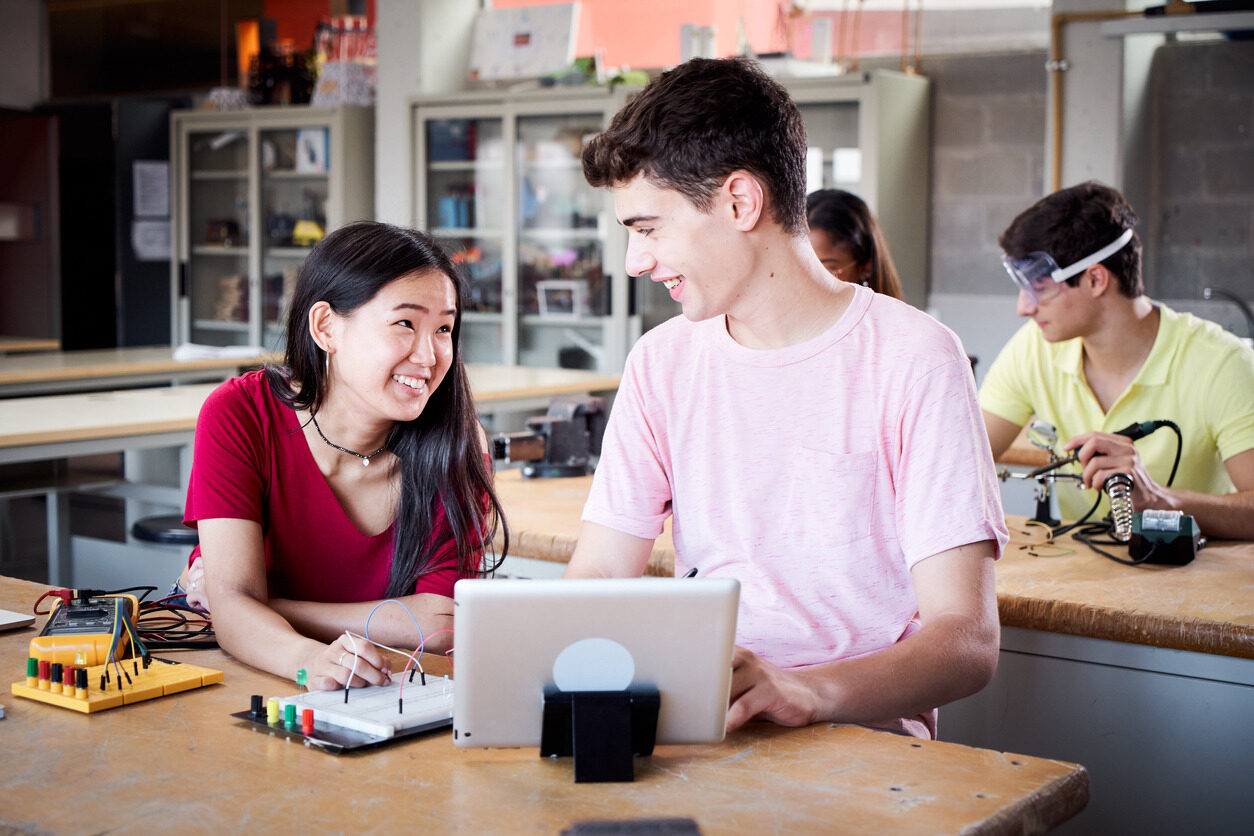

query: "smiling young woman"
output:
173 221 508 690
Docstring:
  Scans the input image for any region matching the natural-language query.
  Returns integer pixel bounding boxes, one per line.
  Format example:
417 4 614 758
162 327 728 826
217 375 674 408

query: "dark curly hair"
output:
582 57 809 236
999 181 1141 297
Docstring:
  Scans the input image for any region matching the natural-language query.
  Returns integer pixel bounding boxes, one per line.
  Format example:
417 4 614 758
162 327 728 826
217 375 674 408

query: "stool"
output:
131 514 199 546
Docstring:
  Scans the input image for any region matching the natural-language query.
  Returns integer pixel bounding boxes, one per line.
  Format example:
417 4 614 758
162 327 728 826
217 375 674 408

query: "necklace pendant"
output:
362 457 370 467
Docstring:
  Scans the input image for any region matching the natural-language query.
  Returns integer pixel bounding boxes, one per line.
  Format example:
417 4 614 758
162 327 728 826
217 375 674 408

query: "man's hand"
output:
1064 430 1172 511
725 646 821 732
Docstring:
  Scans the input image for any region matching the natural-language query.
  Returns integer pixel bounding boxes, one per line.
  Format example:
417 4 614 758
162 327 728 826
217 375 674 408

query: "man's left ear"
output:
723 170 765 231
1085 264 1113 297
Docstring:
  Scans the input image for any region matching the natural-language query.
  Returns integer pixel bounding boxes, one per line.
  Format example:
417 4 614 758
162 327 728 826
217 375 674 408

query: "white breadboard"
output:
277 672 454 739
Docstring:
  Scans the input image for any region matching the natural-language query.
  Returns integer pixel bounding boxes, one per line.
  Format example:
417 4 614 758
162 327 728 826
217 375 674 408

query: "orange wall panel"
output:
493 0 785 70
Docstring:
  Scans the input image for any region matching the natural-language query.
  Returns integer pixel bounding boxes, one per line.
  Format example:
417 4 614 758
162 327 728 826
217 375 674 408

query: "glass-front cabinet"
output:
411 71 929 369
414 88 638 372
171 106 374 349
789 71 931 309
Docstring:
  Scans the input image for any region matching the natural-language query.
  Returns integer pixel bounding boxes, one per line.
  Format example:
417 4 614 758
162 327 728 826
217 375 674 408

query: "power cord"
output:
1050 419 1182 566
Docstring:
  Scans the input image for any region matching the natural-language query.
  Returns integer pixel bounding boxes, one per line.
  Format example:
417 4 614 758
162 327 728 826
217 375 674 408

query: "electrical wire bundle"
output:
34 585 216 653
102 595 152 687
334 598 455 710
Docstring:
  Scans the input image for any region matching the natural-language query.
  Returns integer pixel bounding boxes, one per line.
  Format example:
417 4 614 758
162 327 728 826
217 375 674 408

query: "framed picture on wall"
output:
295 128 329 173
536 279 588 318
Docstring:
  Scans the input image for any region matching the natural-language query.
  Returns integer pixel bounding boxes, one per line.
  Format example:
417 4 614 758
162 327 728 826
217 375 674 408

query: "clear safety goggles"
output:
1002 228 1134 302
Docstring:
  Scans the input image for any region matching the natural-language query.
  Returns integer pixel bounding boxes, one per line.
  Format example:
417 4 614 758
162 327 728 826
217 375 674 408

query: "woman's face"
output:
326 269 459 424
809 228 865 285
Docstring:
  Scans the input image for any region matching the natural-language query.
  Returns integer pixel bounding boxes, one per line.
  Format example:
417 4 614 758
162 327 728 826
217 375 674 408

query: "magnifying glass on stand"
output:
996 420 1082 527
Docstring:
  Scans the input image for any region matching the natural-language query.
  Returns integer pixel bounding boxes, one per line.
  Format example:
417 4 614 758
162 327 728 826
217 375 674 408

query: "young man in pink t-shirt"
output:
567 57 1008 739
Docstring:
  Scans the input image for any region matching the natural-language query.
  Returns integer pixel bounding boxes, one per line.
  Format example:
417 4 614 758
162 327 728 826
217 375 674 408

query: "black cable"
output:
1049 419 1183 561
1112 419 1182 486
1051 493 1102 538
96 585 160 603
1072 524 1160 566
135 601 216 649
137 641 219 651
1161 420 1182 487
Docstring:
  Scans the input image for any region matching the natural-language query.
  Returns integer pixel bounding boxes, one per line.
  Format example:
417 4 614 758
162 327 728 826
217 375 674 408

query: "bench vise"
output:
491 396 607 478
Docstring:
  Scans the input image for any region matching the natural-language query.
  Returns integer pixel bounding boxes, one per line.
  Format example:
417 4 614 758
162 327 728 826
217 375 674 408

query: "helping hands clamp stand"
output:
996 421 1080 527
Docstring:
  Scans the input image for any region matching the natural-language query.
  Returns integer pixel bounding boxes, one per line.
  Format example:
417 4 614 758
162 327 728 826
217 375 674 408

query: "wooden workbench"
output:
0 336 60 354
997 519 1254 658
0 345 276 396
0 574 1087 834
493 471 1254 658
0 384 216 457
490 468 1253 833
493 469 674 577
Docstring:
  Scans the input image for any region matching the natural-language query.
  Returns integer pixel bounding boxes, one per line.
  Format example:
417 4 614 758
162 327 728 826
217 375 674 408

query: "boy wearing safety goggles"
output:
980 181 1254 539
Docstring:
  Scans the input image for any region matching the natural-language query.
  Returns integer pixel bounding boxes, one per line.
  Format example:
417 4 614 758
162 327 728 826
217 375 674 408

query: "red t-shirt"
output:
183 370 465 602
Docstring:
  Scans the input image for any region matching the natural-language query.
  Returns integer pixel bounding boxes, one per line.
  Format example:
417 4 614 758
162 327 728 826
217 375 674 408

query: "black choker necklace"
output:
310 413 387 467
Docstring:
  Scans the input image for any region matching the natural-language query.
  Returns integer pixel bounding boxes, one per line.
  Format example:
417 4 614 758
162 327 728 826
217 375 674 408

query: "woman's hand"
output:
303 633 393 692
178 556 211 611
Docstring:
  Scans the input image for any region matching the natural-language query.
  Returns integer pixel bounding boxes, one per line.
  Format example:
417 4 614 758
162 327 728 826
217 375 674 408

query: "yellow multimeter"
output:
29 593 140 666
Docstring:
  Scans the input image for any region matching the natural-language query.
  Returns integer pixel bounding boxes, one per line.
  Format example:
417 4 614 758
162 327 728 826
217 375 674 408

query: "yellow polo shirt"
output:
979 303 1254 521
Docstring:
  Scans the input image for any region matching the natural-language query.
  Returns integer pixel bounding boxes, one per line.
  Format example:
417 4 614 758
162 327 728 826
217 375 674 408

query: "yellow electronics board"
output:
14 591 222 713
12 657 223 714
28 593 140 666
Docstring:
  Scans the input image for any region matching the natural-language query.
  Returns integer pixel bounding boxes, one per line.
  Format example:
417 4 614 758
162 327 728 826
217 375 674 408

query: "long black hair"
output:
806 189 904 300
266 221 508 597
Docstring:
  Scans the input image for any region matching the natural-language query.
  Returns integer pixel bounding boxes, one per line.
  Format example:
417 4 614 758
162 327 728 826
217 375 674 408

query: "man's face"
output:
612 174 746 323
1016 272 1093 343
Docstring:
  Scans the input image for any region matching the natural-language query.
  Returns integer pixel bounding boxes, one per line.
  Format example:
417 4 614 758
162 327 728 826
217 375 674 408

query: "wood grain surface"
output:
0 575 1086 835
464 363 621 404
492 471 1254 658
0 384 216 448
0 337 60 354
0 345 274 385
493 469 674 577
998 518 1254 658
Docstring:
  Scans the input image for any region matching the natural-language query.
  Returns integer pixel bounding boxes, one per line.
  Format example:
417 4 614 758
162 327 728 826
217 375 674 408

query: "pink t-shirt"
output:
183 370 466 602
583 286 1007 737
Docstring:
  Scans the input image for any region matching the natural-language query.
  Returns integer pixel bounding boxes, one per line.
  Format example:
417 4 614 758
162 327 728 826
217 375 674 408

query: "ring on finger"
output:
338 652 348 666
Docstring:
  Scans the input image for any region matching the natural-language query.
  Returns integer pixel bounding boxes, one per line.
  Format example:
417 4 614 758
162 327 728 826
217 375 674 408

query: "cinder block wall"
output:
1149 39 1254 304
919 43 1252 365
926 51 1048 296
898 51 1048 376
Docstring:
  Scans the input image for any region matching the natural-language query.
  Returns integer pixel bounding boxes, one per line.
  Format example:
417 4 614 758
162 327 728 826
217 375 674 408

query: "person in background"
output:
980 181 1254 539
175 222 507 688
806 188 904 300
567 57 1005 740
